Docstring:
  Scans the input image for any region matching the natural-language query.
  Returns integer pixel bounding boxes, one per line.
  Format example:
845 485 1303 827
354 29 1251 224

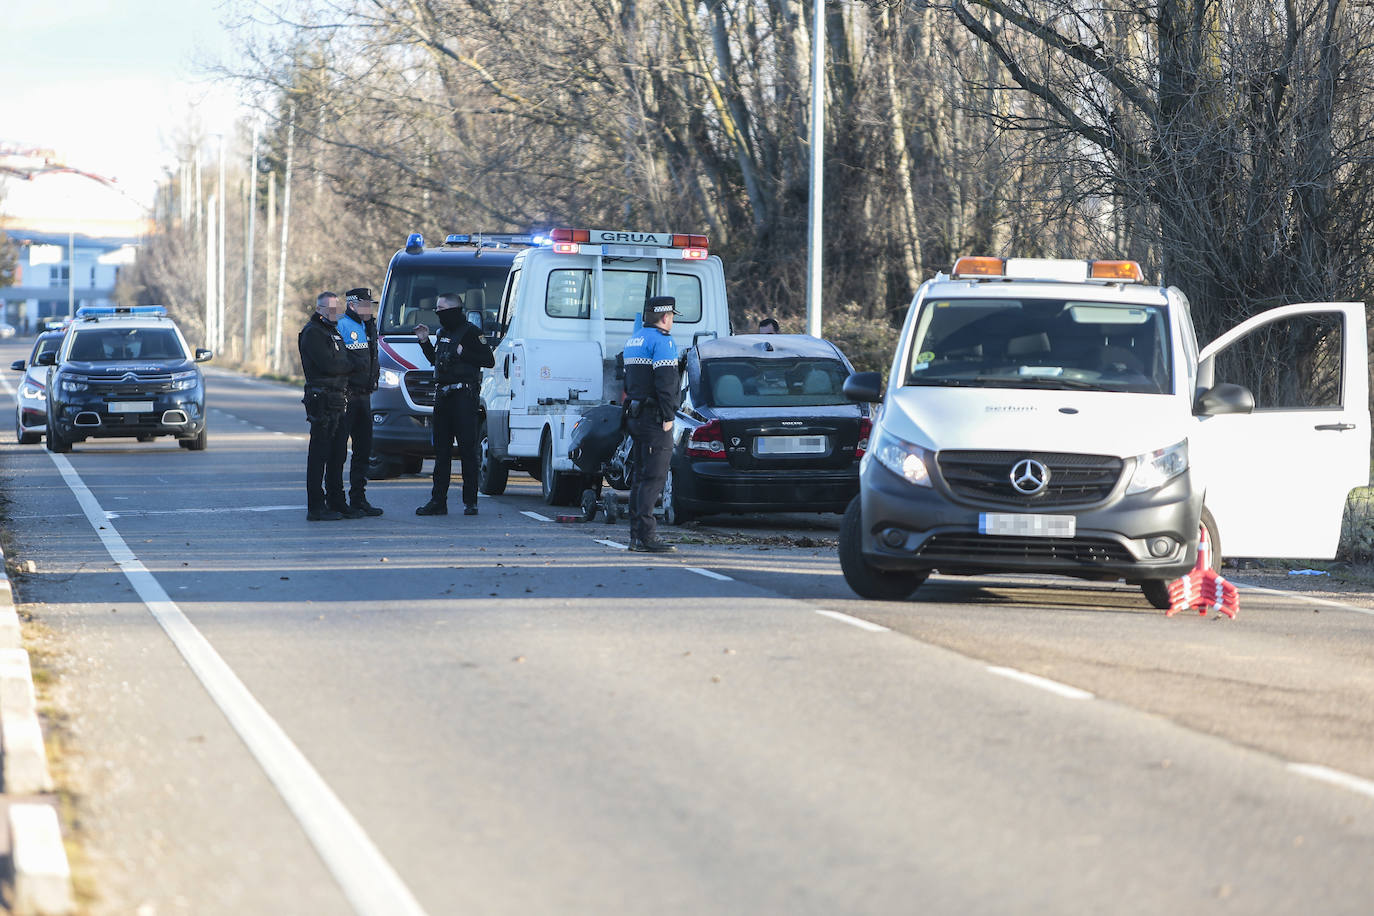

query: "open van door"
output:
1193 302 1370 558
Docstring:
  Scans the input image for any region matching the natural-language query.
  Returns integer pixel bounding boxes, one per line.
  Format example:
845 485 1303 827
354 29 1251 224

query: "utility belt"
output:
303 385 348 423
436 381 479 397
624 399 663 421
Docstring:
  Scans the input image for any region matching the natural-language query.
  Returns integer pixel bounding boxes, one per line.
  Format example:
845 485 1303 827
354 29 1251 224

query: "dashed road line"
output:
521 510 552 522
595 538 629 550
1287 763 1374 801
686 567 733 581
814 609 890 633
987 666 1095 700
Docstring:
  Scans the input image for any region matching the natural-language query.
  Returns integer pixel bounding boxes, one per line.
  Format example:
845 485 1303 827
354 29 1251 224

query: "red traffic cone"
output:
1165 524 1238 619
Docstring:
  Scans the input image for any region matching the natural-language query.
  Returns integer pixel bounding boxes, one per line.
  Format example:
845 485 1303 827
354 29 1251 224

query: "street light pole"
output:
805 0 826 338
245 121 259 363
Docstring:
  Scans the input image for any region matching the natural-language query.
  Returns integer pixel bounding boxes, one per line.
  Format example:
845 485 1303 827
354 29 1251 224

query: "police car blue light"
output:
405 233 425 255
75 305 168 319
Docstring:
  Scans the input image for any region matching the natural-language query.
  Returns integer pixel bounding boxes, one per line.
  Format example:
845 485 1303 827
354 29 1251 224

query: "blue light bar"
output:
76 306 167 319
444 234 470 245
405 232 425 255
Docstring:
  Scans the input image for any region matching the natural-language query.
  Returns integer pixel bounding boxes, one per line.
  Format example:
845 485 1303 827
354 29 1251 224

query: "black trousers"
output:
628 415 673 544
431 388 480 507
345 390 373 500
307 409 349 510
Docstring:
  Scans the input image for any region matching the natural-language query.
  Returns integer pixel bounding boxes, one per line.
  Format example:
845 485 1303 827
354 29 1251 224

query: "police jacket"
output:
338 307 379 394
298 314 353 390
622 323 680 420
419 316 494 388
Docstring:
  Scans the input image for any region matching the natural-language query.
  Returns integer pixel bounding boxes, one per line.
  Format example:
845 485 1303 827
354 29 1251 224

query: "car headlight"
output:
1126 439 1188 494
58 375 88 394
380 369 403 389
869 428 933 487
169 370 201 390
19 382 45 401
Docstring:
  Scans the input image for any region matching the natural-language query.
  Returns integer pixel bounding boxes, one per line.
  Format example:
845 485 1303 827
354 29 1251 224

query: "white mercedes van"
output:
840 257 1370 607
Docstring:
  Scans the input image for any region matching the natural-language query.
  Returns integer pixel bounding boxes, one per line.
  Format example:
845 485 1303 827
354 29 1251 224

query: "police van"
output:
477 227 732 504
840 256 1370 607
369 233 536 478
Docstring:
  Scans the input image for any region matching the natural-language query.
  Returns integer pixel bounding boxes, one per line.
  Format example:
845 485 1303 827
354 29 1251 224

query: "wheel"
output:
45 419 71 453
15 417 39 445
368 453 403 480
1198 506 1222 572
838 496 927 600
539 432 582 505
180 426 208 450
1140 580 1172 609
580 488 599 520
661 466 692 526
478 423 509 495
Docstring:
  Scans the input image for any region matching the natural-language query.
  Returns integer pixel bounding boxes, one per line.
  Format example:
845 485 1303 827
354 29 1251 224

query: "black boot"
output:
307 505 344 521
350 495 384 517
415 499 447 516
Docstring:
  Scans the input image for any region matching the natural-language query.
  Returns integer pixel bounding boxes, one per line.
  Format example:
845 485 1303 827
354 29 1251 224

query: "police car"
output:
369 232 533 478
841 257 1369 607
37 306 212 452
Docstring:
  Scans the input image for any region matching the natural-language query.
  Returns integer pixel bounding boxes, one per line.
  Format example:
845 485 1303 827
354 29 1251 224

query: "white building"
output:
1 230 138 332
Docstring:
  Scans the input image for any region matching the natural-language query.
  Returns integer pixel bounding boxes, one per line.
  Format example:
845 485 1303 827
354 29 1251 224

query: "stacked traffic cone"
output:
1166 524 1239 618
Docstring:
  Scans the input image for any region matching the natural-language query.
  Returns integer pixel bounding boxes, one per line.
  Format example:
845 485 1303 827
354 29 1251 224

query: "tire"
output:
478 423 509 495
368 453 402 480
1140 580 1172 609
45 419 71 453
838 497 927 600
1140 509 1221 610
180 426 208 450
540 432 582 506
1199 506 1222 572
15 417 39 445
661 466 692 526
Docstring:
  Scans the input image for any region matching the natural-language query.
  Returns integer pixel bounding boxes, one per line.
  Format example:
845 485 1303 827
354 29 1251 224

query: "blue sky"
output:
1 0 244 209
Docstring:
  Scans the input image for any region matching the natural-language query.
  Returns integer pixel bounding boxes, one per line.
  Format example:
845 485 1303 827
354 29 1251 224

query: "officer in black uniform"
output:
298 291 354 521
622 295 681 552
414 292 495 516
339 287 383 517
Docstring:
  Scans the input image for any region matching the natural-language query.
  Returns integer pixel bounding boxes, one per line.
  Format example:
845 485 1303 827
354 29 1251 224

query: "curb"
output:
0 552 74 915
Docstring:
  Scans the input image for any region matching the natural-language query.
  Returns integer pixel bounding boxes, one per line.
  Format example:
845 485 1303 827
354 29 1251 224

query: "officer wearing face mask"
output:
413 292 495 516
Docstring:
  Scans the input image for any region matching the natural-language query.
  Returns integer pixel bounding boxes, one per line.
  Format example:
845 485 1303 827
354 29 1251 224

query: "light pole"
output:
805 0 827 338
245 121 260 362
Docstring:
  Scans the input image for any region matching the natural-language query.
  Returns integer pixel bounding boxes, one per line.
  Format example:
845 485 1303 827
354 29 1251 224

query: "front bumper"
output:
859 459 1201 581
52 392 205 439
675 458 858 514
370 385 433 457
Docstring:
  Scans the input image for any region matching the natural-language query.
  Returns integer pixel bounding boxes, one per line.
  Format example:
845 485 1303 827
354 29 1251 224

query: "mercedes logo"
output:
1010 458 1049 495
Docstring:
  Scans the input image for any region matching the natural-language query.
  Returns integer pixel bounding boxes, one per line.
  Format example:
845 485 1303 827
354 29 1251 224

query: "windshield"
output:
903 297 1171 394
67 327 185 362
379 267 509 335
701 357 851 407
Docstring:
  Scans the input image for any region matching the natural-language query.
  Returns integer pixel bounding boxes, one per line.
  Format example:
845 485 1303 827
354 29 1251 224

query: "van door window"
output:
545 269 703 322
1212 312 1343 409
499 268 522 332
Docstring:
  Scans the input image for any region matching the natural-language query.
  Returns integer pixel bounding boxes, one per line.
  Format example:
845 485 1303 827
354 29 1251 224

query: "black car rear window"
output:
702 358 850 407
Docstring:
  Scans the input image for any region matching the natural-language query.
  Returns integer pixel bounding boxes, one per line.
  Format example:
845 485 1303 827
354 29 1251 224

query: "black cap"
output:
644 295 679 320
345 287 377 303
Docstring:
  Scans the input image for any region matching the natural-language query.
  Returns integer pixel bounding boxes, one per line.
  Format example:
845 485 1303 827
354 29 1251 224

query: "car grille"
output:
84 372 176 395
916 533 1132 564
405 370 436 407
938 450 1123 507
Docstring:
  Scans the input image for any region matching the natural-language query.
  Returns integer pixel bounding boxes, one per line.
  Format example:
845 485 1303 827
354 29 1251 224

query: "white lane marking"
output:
596 539 629 550
1288 763 1374 800
520 510 551 522
815 609 890 633
686 567 733 582
107 505 303 519
47 453 427 916
987 666 1094 700
1231 580 1374 617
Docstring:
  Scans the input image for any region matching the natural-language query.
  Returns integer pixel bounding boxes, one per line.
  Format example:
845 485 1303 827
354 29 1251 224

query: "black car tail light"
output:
856 417 872 459
686 419 726 459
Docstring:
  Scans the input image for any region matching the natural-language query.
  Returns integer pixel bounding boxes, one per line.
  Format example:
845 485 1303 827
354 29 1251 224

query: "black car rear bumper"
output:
674 457 858 514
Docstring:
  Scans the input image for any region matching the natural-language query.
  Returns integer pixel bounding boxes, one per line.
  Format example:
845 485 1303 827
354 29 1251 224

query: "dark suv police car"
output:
39 306 212 452
369 232 531 477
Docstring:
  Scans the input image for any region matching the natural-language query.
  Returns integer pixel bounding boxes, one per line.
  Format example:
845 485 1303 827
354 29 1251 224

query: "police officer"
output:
414 292 494 516
299 291 354 521
338 287 383 517
622 295 680 552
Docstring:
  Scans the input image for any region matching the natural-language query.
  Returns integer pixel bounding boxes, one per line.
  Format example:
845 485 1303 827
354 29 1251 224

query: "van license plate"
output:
979 513 1075 538
109 401 153 413
755 435 827 455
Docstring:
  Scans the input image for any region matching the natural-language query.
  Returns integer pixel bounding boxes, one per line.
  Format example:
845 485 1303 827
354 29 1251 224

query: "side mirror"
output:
1194 382 1254 416
36 352 56 367
10 360 24 371
843 371 883 403
195 348 213 363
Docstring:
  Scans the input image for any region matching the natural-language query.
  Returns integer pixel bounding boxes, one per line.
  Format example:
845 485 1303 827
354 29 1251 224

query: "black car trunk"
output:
710 405 862 470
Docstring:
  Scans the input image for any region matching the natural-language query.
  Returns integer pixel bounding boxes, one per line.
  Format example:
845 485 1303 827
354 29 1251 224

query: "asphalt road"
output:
1 339 1372 915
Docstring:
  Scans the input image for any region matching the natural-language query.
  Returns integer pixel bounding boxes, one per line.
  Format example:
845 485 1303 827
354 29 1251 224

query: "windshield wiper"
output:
975 375 1107 391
